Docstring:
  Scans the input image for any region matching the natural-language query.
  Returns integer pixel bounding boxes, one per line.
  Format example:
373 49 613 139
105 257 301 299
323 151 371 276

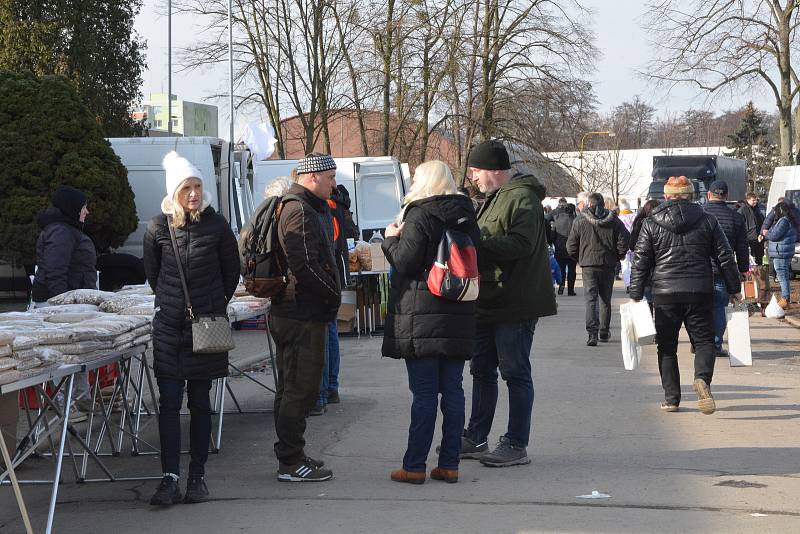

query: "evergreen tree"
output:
726 102 778 198
0 0 146 136
0 70 138 265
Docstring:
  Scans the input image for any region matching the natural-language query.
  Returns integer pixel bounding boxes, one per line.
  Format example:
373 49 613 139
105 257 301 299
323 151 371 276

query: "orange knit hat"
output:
663 176 694 195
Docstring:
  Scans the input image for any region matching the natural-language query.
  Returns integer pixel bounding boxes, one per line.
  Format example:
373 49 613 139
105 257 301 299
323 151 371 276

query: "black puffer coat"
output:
143 207 240 380
703 200 750 274
381 195 480 360
629 199 740 304
31 208 97 302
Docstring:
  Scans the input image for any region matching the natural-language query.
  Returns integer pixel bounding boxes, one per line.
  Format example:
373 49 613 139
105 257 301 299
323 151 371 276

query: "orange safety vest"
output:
326 199 340 241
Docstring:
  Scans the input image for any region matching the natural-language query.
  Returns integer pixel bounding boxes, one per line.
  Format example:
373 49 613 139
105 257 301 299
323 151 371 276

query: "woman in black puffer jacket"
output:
381 160 480 485
143 152 239 506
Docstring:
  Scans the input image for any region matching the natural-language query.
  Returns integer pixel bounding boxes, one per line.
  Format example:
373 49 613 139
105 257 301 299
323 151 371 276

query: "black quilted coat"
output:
703 200 750 274
629 199 740 304
143 207 240 380
381 195 480 360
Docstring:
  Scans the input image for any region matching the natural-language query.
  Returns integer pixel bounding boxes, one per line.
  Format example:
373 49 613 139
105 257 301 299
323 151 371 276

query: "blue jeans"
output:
319 321 340 404
712 279 729 350
466 320 536 448
156 378 212 476
403 357 465 472
773 257 792 300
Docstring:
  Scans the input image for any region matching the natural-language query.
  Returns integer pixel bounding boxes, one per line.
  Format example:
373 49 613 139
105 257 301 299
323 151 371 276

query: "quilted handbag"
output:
168 221 235 354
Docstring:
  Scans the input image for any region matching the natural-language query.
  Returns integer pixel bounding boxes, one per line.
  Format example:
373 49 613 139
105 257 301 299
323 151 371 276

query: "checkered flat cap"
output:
296 153 337 174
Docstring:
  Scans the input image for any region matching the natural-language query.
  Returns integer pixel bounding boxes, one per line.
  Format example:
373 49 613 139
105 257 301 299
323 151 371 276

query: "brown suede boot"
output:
778 297 790 310
430 467 458 483
390 469 425 484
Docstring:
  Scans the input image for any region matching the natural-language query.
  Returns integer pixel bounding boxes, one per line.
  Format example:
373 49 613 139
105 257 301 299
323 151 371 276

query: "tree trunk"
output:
381 0 395 156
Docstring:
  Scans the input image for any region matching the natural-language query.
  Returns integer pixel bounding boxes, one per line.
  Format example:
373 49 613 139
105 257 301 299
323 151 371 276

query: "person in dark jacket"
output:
766 201 797 308
143 151 239 506
738 192 766 266
381 160 479 485
270 153 341 482
31 185 96 303
313 183 358 414
566 193 630 346
462 140 557 468
703 180 750 357
552 203 577 295
31 185 97 421
630 176 741 415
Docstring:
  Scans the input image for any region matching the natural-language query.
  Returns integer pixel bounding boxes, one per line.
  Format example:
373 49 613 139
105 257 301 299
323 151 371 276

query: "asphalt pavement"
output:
2 276 800 533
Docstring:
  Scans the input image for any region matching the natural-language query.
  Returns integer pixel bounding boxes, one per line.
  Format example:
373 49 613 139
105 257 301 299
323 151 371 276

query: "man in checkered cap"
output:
270 152 341 482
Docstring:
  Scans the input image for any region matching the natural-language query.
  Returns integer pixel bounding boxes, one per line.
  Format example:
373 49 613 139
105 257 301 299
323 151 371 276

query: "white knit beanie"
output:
163 151 204 200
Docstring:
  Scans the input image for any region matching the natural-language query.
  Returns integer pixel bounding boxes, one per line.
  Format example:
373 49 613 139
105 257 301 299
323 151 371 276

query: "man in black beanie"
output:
460 139 557 467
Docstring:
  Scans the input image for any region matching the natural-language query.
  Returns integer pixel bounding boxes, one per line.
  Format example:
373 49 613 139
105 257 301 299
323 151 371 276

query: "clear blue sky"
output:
135 0 775 140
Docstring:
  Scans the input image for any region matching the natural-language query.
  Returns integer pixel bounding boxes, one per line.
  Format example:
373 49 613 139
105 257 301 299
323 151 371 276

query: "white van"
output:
253 156 408 241
766 166 800 208
107 137 233 258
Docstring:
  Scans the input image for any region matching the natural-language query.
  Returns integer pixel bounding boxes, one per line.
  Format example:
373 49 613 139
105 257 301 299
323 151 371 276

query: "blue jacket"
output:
549 255 562 285
762 202 800 241
766 217 797 259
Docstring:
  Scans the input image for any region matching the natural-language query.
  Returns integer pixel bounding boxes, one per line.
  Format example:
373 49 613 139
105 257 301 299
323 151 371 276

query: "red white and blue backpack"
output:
427 217 479 301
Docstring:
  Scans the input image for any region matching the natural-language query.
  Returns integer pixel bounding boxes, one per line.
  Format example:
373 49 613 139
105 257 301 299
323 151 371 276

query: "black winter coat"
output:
551 211 575 259
381 195 480 360
629 200 740 304
738 202 765 241
703 201 750 274
566 207 629 268
31 208 97 302
143 207 240 380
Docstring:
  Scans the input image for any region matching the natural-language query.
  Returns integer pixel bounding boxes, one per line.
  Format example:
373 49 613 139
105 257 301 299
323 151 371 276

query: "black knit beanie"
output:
52 185 87 222
467 139 511 170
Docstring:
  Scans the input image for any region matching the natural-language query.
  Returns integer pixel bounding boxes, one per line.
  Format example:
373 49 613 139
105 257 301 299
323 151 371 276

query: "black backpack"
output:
238 194 301 298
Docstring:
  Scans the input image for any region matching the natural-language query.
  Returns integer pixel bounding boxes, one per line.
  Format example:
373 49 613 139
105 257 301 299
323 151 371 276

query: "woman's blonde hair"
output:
400 160 459 220
161 178 206 228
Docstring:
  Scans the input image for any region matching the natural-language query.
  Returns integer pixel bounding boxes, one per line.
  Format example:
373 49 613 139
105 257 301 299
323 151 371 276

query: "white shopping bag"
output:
629 300 656 345
764 295 785 319
620 302 642 370
726 305 753 367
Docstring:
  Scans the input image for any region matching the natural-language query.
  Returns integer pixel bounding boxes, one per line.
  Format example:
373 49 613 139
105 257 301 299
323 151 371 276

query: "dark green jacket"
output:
476 172 557 323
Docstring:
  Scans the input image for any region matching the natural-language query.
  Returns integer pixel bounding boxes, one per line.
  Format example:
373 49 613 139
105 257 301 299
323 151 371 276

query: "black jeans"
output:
270 316 327 466
556 256 577 293
156 377 212 476
654 300 715 405
582 266 615 336
748 240 764 268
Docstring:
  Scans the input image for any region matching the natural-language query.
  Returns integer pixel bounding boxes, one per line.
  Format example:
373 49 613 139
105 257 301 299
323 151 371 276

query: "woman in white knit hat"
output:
143 151 240 505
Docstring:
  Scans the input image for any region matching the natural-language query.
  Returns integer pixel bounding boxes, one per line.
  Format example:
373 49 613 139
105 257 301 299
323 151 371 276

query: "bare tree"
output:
643 0 800 164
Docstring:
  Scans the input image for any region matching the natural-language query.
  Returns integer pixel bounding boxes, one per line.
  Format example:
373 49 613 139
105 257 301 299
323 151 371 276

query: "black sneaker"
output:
327 390 340 404
303 455 325 468
714 348 730 358
149 476 183 505
435 434 488 459
586 334 598 347
278 460 333 482
557 285 564 295
599 332 610 343
309 402 326 416
184 475 209 504
480 437 530 467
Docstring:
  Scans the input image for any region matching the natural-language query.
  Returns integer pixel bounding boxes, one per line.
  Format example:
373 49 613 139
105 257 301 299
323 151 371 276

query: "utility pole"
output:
168 0 172 136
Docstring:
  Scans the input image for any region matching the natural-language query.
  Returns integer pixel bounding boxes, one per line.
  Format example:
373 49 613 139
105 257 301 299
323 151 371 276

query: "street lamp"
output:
579 131 616 190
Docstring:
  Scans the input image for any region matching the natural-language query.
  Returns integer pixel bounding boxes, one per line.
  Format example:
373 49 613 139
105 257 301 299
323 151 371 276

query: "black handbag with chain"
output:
168 219 235 354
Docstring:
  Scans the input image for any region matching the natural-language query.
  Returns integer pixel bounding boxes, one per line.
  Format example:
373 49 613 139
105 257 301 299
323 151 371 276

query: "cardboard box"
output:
369 242 389 272
337 302 356 321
